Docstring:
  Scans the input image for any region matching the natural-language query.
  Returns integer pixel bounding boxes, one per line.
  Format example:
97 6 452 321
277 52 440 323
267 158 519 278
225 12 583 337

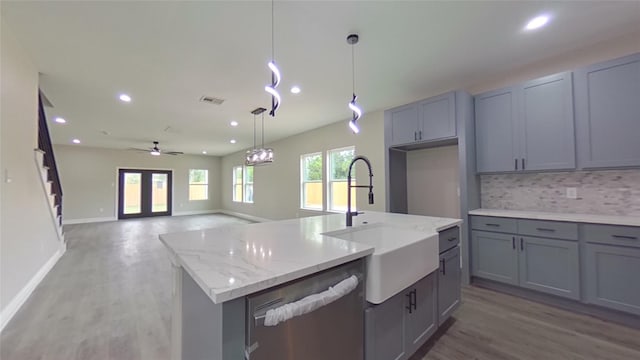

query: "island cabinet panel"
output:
471 231 519 285
365 272 438 360
574 53 640 169
474 88 518 173
518 236 580 300
438 246 461 325
389 104 420 146
364 293 407 360
417 92 456 142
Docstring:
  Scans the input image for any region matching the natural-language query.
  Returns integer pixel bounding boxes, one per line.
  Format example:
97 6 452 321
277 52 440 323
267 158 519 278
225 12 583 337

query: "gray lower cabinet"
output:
471 231 519 285
437 246 461 325
518 236 580 300
585 243 640 316
365 272 437 360
574 52 640 169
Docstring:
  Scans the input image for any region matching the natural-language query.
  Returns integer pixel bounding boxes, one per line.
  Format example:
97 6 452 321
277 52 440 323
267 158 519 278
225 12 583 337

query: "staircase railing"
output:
37 92 63 226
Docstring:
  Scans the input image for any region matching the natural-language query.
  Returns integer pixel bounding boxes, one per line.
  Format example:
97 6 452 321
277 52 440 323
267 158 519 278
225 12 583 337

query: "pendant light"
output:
347 33 362 134
245 107 274 166
265 0 281 117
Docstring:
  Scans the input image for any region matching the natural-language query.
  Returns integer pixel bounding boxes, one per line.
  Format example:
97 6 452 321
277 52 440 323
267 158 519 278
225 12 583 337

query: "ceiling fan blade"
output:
165 151 184 155
127 147 152 152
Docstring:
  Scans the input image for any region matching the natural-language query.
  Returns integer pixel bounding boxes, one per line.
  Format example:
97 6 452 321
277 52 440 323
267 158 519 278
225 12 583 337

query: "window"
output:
233 166 243 202
244 166 254 203
300 153 323 210
328 146 355 212
189 169 208 201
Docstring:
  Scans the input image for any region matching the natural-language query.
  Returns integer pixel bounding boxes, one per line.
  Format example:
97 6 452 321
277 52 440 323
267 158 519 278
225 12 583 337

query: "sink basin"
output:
324 224 439 304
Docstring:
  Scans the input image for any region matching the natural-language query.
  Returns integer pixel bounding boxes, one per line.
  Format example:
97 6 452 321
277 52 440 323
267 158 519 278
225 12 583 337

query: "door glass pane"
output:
152 173 168 212
124 173 142 214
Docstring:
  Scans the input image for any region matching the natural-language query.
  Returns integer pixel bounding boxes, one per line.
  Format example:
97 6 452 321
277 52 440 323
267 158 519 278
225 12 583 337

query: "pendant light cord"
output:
271 0 275 61
261 112 265 147
352 43 356 96
253 114 257 150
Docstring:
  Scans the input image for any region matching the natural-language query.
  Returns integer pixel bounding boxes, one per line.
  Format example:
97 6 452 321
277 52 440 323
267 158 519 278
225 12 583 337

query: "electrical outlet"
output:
566 187 578 199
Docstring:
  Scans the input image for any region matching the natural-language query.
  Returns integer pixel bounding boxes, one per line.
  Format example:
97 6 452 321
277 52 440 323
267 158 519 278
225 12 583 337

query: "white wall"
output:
407 145 460 218
221 111 386 220
0 24 63 323
54 145 223 222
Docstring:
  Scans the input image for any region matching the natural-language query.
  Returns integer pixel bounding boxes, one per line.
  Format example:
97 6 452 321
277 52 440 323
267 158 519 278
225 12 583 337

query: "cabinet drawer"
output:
517 219 578 240
471 216 517 233
583 224 640 248
439 226 459 253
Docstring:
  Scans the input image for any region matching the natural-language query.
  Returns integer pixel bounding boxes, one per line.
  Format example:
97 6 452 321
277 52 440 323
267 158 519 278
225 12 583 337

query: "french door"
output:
118 169 172 219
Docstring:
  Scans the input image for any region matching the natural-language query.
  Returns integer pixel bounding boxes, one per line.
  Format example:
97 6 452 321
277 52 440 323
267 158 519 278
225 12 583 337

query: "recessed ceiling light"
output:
525 15 550 31
230 139 237 144
72 139 81 144
54 117 66 124
230 121 239 127
119 94 132 102
202 151 207 154
290 86 301 94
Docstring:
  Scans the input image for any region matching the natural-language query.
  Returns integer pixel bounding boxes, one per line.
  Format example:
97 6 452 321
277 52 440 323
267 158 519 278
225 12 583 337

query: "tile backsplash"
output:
481 170 640 216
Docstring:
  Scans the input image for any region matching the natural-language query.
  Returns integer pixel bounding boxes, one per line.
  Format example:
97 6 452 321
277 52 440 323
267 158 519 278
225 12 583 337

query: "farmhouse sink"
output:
324 224 439 304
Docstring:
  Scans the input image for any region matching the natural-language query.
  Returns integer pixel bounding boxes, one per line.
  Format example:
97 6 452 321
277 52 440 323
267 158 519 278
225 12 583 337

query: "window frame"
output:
327 146 356 213
300 152 323 211
232 166 243 203
243 166 254 204
188 169 209 201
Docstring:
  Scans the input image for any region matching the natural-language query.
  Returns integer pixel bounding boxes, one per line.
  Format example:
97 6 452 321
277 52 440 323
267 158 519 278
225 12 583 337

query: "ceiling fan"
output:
128 141 183 156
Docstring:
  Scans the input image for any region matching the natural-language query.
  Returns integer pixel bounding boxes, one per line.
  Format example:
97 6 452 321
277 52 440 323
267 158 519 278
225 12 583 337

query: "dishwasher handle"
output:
254 275 359 327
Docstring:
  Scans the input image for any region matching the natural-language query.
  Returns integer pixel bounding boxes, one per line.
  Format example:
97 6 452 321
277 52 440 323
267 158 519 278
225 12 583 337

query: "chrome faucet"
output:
346 155 374 227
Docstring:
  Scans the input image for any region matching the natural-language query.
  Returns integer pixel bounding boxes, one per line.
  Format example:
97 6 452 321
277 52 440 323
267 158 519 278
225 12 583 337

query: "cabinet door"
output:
475 87 518 173
575 53 640 169
518 236 580 300
389 104 419 146
585 244 640 316
438 246 461 325
519 72 576 171
471 231 518 285
405 273 437 355
418 92 456 141
364 291 407 360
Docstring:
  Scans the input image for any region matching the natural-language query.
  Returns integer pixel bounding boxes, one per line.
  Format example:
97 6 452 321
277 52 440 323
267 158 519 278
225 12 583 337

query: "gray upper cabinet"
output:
438 246 461 325
475 88 518 173
518 236 580 300
418 92 456 142
519 72 576 171
387 92 457 147
389 104 419 146
471 230 518 285
574 53 640 169
475 71 575 173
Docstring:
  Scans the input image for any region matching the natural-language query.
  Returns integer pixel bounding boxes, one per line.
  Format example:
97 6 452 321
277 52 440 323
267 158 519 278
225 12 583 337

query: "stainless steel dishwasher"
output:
246 259 365 360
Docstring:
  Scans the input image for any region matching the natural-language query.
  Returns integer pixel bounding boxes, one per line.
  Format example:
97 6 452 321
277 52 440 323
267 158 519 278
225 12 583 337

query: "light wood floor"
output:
2 215 639 360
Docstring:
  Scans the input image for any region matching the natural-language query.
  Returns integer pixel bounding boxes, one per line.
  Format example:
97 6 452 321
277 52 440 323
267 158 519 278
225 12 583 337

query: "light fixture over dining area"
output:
245 107 274 166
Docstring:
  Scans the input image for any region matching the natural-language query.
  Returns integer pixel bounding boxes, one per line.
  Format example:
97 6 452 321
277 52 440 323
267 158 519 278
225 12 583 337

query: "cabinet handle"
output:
522 158 526 170
419 130 422 140
515 159 518 170
485 223 501 227
441 258 446 275
412 289 417 311
520 238 524 251
612 235 638 240
536 228 556 232
406 292 413 314
447 237 457 242
512 236 516 250
414 131 417 141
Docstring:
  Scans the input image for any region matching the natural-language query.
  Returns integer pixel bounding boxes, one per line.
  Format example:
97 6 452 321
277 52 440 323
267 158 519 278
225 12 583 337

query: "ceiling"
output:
2 1 639 156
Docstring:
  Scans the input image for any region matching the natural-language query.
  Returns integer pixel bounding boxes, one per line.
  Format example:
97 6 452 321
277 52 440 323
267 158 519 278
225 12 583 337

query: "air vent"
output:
200 96 225 105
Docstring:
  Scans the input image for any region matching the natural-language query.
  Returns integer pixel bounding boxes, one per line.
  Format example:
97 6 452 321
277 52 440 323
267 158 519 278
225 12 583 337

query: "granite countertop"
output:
159 211 461 304
469 209 640 227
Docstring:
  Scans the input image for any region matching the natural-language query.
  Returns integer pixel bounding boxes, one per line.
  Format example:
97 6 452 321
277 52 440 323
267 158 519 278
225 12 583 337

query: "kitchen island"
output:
160 211 461 360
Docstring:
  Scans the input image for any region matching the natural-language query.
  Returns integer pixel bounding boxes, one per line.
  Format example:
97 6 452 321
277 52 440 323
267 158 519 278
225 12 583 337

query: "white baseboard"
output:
172 209 221 217
63 216 116 225
0 248 65 332
218 210 271 223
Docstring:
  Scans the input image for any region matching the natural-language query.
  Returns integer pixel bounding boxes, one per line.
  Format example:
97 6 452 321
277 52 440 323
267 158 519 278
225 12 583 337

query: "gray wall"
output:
481 170 640 216
0 24 62 318
221 110 386 220
55 145 223 222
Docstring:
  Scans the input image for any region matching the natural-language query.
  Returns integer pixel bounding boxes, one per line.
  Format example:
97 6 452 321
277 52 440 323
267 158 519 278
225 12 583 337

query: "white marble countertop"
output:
469 209 640 227
159 211 461 304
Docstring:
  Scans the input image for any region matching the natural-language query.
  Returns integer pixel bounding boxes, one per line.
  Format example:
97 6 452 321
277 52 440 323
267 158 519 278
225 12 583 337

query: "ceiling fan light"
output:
150 150 161 156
